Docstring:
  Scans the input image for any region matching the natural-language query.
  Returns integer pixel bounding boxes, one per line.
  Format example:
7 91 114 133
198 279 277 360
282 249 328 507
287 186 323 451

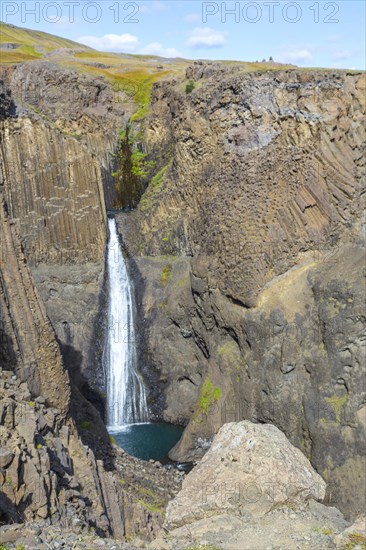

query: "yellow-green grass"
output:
64 61 174 119
0 45 42 63
0 21 89 51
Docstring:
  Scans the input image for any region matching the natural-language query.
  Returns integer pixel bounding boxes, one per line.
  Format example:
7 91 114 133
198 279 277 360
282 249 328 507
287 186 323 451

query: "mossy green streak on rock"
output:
137 498 165 515
325 395 348 423
346 533 366 549
136 486 166 515
125 70 169 121
139 161 172 212
161 264 172 287
128 67 189 119
199 378 222 415
218 340 242 371
151 163 171 188
80 420 93 430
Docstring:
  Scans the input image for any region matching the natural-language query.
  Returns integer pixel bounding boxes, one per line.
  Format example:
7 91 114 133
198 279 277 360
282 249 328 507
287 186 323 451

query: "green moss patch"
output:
325 395 348 423
151 163 171 188
139 160 172 212
199 377 222 415
80 420 93 430
136 486 165 515
346 533 366 549
161 264 172 287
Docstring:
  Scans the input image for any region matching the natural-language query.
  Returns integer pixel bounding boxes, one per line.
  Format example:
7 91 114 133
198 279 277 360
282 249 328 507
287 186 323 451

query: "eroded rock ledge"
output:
0 366 183 545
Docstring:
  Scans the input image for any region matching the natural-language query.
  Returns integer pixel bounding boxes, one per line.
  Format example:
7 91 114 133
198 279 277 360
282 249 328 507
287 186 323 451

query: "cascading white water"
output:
104 217 148 429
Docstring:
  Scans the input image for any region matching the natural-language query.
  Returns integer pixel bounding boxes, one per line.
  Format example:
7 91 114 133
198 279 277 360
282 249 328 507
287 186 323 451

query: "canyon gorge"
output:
0 22 365 550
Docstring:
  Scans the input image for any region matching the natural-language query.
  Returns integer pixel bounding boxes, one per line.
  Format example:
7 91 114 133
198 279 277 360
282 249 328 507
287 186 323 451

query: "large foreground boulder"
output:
165 421 326 528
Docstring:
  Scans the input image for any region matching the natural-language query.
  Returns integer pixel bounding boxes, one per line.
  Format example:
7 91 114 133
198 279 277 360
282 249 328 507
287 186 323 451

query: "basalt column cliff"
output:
0 57 183 544
122 66 366 520
0 32 365 546
0 61 129 404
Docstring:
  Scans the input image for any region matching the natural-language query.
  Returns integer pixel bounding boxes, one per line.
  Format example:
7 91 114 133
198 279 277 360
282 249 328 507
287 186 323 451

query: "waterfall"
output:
104 217 148 429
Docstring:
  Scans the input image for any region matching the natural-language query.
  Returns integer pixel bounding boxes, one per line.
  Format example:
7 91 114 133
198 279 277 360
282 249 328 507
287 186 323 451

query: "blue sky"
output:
2 1 365 68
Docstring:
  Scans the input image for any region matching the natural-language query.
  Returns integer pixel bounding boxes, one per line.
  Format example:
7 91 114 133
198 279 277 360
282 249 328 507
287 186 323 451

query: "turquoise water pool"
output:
109 422 184 462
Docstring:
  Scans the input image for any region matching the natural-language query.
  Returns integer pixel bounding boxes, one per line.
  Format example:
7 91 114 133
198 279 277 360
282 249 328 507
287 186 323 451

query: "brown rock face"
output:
0 196 70 412
0 54 365 530
120 68 365 520
0 367 124 535
0 62 129 395
0 62 178 542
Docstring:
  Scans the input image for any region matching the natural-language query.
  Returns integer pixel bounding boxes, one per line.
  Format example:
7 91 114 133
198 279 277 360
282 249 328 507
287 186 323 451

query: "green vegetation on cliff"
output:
198 378 222 415
161 264 172 287
345 533 366 549
185 80 195 94
325 394 348 423
151 163 171 188
136 486 165 514
112 126 155 209
139 160 172 212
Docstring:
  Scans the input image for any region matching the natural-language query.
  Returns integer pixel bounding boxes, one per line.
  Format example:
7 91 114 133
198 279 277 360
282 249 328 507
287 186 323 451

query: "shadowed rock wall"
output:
0 63 130 396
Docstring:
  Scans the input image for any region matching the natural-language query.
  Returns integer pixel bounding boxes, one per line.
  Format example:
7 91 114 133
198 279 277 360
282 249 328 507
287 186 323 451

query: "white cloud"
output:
286 48 313 63
326 34 342 43
186 27 225 49
185 13 201 23
78 33 139 52
139 42 180 58
139 1 167 14
277 47 314 65
332 50 357 61
77 34 179 57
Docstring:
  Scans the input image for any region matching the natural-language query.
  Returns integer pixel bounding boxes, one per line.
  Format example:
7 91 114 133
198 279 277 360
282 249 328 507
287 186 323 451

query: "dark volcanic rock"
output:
0 54 365 530
120 68 366 520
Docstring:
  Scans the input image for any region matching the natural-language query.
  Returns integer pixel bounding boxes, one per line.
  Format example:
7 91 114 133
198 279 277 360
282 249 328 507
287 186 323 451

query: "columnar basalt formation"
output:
0 196 70 411
0 62 180 542
0 63 130 393
120 67 366 520
0 48 365 534
0 366 179 540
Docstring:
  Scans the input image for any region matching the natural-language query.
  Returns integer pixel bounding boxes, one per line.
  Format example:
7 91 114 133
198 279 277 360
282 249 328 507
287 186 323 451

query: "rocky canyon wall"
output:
0 62 130 401
0 62 174 541
0 56 365 527
120 66 366 520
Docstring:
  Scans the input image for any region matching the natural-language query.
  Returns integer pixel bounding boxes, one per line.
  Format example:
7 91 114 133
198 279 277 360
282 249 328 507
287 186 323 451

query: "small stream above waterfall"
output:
103 215 184 463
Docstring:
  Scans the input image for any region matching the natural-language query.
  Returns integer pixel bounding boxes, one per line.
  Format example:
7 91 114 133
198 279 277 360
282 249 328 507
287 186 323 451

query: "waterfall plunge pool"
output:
104 217 191 471
108 422 186 464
